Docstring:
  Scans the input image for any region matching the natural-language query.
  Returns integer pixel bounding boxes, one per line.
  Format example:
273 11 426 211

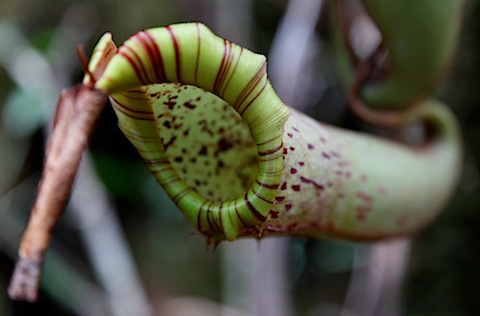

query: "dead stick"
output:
8 84 108 302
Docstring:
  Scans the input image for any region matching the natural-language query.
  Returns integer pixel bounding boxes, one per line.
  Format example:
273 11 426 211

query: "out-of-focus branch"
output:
253 237 292 316
341 238 410 316
268 0 325 108
8 85 108 302
70 156 153 316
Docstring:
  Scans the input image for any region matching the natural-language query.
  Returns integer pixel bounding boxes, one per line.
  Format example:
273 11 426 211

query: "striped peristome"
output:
91 23 461 242
95 23 288 241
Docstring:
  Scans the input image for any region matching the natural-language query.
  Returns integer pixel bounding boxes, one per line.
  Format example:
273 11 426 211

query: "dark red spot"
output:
292 127 299 132
280 182 287 190
356 192 372 203
275 196 285 202
337 161 349 167
292 184 301 191
285 204 292 211
283 148 288 155
307 144 314 150
298 161 304 166
322 152 330 159
218 138 233 152
163 101 176 109
183 101 196 109
299 176 324 190
290 168 297 174
174 156 183 163
162 136 177 151
331 151 341 158
287 133 293 138
356 205 371 221
378 186 387 195
163 121 172 128
198 119 214 136
269 210 279 219
357 213 367 221
289 146 295 151
198 146 208 156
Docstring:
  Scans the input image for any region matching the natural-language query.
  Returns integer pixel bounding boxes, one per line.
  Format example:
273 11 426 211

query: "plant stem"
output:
8 85 108 301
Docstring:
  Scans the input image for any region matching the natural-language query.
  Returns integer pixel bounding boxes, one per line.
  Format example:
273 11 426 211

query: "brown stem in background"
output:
348 45 425 128
8 84 108 302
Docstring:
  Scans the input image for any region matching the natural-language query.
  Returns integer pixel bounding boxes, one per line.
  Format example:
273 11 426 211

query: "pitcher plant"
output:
8 0 464 302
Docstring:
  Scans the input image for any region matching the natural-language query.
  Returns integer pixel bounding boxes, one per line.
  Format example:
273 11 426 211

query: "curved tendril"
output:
348 46 425 128
334 0 465 111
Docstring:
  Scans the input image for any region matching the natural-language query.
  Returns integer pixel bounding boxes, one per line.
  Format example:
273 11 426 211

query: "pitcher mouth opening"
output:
106 76 289 242
96 23 291 240
150 83 258 202
140 82 287 241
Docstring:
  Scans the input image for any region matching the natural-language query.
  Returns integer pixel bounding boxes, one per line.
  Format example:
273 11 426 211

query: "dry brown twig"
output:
8 84 108 302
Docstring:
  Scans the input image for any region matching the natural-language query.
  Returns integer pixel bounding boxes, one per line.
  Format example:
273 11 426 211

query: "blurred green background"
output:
0 0 479 315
